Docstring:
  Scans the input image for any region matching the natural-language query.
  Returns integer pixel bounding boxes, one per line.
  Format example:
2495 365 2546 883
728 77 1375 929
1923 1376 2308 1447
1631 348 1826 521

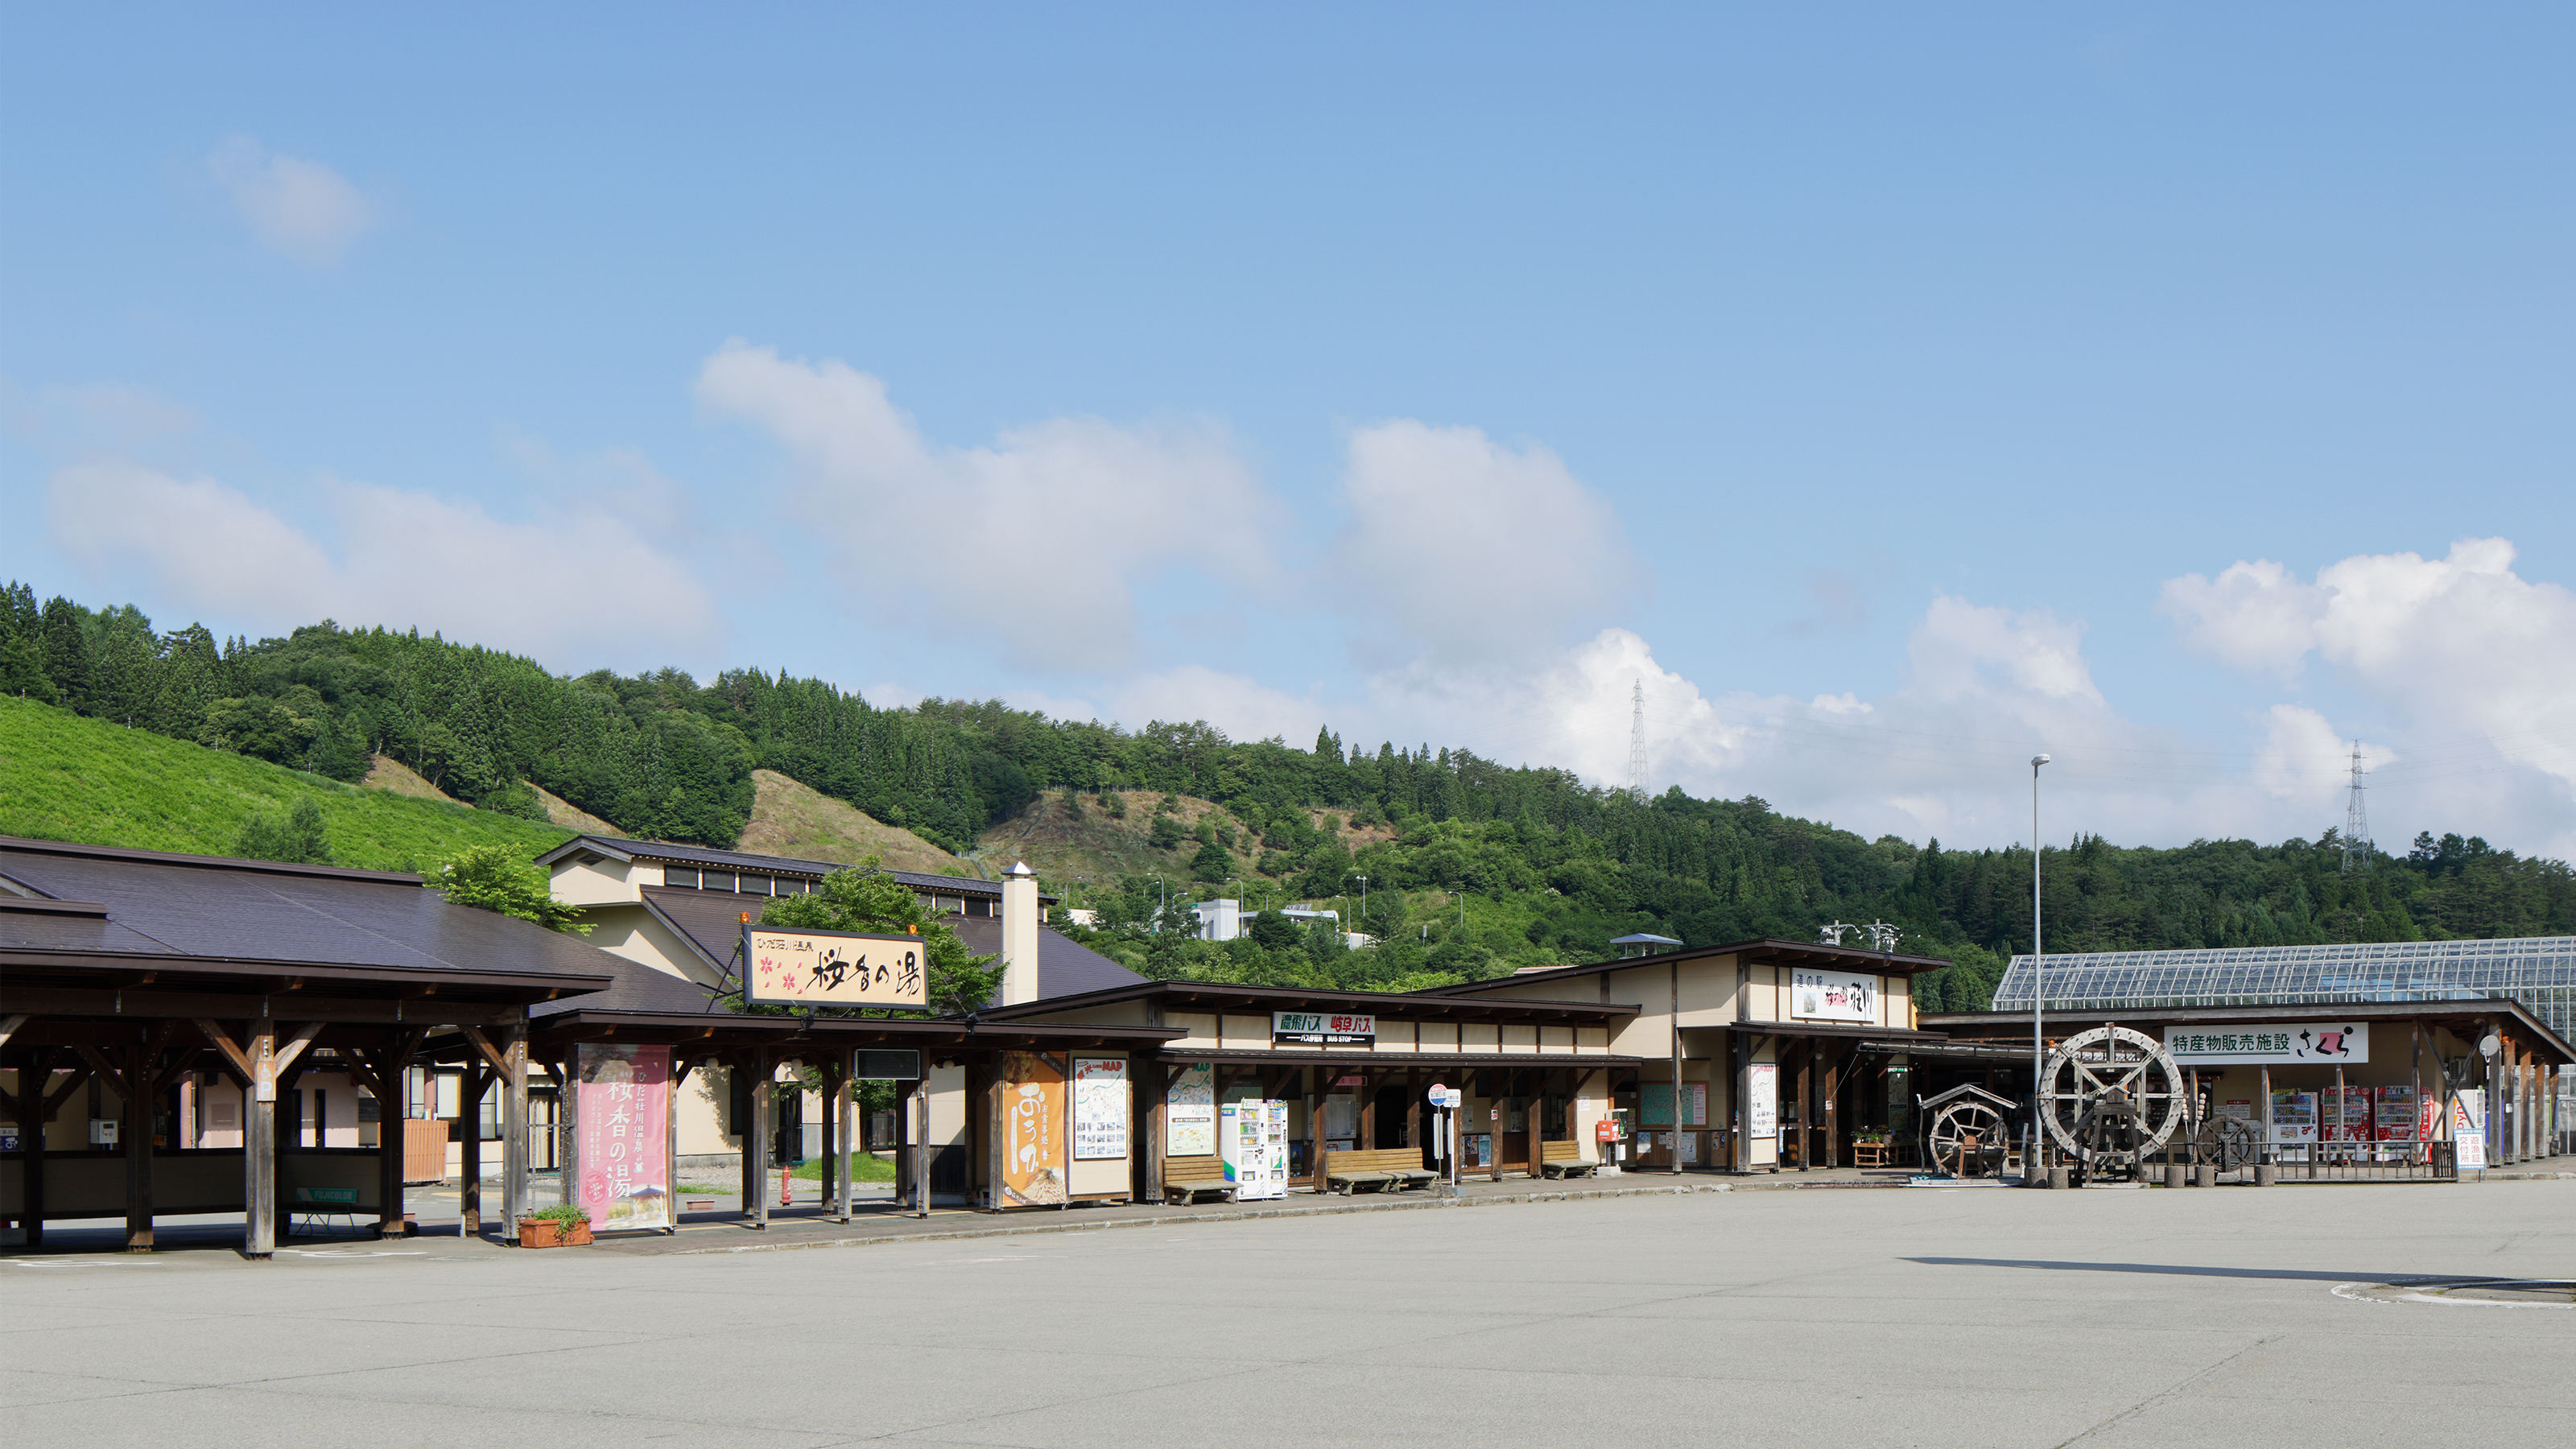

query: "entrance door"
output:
1372 1086 1411 1149
1500 1096 1530 1174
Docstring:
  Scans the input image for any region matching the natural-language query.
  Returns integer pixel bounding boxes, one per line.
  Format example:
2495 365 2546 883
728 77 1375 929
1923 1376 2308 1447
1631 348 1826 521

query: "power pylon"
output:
2341 740 2372 873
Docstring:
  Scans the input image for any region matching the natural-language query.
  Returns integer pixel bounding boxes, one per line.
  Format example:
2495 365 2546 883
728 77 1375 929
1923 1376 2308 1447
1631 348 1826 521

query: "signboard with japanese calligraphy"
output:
993 1052 1067 1207
1273 1010 1375 1045
2162 1023 2368 1066
1071 1057 1129 1161
741 925 927 1009
1748 1063 1777 1139
575 1043 671 1233
1790 969 1875 1022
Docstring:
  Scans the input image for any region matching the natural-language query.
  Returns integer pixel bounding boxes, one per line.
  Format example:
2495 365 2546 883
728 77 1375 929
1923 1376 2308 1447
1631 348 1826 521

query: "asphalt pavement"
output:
5 1179 2570 1448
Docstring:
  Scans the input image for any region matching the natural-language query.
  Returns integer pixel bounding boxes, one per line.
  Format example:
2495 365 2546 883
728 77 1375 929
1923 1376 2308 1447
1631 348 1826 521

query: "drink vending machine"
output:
1220 1100 1290 1200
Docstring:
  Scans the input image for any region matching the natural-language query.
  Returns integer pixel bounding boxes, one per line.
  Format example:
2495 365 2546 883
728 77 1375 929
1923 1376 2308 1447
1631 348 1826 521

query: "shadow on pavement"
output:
1906 1257 2504 1286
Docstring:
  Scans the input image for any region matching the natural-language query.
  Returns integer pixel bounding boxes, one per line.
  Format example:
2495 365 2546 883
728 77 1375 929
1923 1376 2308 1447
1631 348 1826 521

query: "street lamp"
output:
2029 753 2050 1129
1150 875 1167 934
1353 874 1368 943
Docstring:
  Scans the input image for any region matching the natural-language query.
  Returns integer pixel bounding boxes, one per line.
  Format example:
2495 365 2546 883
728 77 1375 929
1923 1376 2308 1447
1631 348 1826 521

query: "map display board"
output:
1071 1057 1129 1161
1166 1063 1215 1157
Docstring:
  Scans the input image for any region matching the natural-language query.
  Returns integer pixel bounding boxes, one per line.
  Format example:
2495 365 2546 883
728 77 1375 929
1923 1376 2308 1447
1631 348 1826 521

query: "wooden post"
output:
835 1050 854 1223
666 1055 686 1235
1821 1045 1841 1171
911 1075 930 1217
19 1048 49 1247
746 1049 772 1228
499 1020 529 1242
459 1064 487 1238
125 1042 154 1251
246 1020 278 1257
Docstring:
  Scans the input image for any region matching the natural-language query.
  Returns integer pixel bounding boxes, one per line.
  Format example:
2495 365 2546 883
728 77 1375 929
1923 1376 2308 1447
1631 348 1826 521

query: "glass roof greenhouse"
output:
1991 937 2576 1042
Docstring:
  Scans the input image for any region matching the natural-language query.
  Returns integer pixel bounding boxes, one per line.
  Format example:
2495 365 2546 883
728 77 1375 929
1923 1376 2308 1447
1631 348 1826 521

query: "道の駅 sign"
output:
2162 1023 2368 1066
742 925 927 1009
1273 1010 1375 1045
1790 970 1875 1022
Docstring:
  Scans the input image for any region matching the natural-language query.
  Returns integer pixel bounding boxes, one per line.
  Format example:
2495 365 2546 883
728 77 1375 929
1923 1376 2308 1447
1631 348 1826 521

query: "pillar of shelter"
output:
910 1076 930 1216
18 1047 52 1245
245 1019 279 1257
123 1040 155 1251
741 1048 772 1228
499 1019 529 1241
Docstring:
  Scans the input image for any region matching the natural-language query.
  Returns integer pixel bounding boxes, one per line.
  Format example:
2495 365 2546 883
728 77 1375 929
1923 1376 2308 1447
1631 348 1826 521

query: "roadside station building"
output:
1426 939 1951 1171
0 836 611 1253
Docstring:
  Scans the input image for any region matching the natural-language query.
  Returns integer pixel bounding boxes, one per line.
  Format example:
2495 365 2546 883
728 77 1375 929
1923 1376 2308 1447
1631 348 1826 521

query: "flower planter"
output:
518 1217 592 1248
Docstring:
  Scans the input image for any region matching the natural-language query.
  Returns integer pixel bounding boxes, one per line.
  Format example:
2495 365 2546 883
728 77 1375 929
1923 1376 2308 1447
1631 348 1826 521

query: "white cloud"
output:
44 456 721 670
2158 538 2576 852
1335 420 1641 662
206 137 374 265
696 341 1278 673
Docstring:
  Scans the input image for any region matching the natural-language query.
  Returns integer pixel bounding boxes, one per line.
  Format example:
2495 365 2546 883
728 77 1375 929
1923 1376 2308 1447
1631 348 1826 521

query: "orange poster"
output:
994 1052 1067 1208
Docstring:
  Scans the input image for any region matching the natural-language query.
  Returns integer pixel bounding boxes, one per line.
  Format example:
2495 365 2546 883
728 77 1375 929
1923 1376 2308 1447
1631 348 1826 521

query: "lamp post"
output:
2029 753 2050 1133
1353 875 1369 944
1150 875 1166 934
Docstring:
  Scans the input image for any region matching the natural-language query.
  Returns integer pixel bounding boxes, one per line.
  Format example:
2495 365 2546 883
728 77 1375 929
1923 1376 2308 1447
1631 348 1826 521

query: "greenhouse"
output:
1991 937 2576 1043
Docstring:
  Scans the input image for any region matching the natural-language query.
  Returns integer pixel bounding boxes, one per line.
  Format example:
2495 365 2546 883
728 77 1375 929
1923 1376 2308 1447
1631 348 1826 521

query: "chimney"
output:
1001 861 1040 1006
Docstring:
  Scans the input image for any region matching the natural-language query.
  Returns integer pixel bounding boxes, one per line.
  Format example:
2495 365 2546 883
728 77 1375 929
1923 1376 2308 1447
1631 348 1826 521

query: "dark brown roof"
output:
0 835 625 997
538 834 1051 901
636 886 1144 1006
981 978 1635 1024
1423 938 1952 994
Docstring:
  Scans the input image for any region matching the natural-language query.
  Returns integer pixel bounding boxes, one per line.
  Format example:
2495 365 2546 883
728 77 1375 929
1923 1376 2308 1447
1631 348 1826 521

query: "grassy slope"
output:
972 790 1397 902
0 696 572 872
736 768 966 875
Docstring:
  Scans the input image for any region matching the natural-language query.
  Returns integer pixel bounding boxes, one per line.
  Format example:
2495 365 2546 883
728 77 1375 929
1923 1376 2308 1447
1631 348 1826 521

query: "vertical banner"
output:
995 1052 1067 1208
1166 1063 1215 1157
576 1044 671 1232
2452 1090 2487 1171
1748 1063 1778 1139
1071 1057 1129 1161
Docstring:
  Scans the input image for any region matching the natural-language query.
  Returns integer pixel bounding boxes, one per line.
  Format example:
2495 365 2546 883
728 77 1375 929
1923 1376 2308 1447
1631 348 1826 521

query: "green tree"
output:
1190 839 1231 882
759 861 1003 1014
1248 909 1302 949
233 796 335 865
431 844 591 933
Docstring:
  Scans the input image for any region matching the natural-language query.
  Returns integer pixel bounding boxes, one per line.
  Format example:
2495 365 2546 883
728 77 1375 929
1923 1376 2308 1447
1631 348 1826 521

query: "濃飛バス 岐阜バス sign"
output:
1274 1011 1376 1045
742 926 927 1009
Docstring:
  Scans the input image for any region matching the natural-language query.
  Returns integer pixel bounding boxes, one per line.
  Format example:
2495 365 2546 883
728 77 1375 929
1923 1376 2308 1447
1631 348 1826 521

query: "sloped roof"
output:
636 885 1142 1005
0 835 621 993
538 833 1051 901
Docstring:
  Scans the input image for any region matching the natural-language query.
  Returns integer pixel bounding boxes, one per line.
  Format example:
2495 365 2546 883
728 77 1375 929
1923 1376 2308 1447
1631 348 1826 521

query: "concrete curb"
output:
613 1180 1744 1257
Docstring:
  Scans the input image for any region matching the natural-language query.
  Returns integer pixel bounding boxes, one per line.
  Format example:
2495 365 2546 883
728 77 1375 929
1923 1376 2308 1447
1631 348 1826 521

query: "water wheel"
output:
2197 1117 2256 1171
2040 1025 2185 1182
1927 1098 2007 1177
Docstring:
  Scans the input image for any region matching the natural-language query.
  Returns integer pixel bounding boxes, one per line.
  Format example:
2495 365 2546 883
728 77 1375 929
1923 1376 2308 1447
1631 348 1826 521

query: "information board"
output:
1071 1057 1129 1161
1748 1063 1778 1139
1166 1063 1215 1157
1640 1082 1708 1128
1273 1011 1375 1045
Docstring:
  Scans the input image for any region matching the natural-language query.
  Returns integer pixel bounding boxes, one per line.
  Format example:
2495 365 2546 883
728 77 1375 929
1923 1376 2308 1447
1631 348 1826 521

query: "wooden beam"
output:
460 1026 514 1078
0 986 528 1024
273 1022 324 1075
0 1013 27 1050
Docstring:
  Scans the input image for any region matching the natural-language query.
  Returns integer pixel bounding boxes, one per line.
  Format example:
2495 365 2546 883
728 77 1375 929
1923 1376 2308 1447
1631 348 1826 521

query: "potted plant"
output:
518 1203 591 1248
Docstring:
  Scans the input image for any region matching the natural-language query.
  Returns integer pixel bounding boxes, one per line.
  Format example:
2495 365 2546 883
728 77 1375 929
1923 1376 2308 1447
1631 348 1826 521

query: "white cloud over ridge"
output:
45 456 720 669
1334 421 1641 663
696 342 1279 673
207 137 375 266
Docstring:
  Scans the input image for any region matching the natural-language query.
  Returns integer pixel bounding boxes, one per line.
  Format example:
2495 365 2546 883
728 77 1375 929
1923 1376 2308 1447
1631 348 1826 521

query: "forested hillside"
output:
7 583 2570 1009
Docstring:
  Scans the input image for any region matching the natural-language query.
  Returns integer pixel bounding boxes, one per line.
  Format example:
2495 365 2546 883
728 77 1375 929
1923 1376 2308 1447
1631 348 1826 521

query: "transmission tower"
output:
2341 740 2372 873
1626 678 1648 803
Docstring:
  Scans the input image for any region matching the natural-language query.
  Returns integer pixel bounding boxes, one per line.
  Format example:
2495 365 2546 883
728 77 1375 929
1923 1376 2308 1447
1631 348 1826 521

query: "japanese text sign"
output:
1790 970 1875 1022
576 1043 671 1233
743 926 927 1009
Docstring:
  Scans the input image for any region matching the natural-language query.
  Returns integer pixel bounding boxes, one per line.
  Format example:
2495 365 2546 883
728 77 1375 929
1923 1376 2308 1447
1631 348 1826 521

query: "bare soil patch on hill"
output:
737 768 968 876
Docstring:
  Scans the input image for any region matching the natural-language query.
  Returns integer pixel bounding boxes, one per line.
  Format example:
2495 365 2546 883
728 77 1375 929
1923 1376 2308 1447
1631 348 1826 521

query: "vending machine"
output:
1220 1100 1290 1200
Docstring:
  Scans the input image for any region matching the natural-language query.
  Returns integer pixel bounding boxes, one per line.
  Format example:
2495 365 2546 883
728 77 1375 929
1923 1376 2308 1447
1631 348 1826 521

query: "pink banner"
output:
576 1044 671 1232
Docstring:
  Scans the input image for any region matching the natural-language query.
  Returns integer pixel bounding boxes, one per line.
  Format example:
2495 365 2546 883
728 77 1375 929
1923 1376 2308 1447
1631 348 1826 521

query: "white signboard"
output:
1166 1063 1215 1157
2163 1023 2368 1066
1748 1063 1778 1139
2453 1091 2487 1171
742 926 927 1009
1790 970 1874 1022
1274 1010 1375 1045
1071 1057 1129 1161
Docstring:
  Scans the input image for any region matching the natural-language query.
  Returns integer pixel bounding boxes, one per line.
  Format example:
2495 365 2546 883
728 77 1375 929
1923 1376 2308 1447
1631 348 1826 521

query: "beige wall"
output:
580 903 723 988
550 855 662 906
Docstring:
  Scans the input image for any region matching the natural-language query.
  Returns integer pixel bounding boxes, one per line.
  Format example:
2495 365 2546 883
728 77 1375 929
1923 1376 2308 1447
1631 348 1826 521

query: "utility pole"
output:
2030 754 2050 1125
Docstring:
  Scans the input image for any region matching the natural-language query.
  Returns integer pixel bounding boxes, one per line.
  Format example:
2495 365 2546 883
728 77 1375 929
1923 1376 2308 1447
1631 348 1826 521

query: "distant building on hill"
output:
1187 897 1368 949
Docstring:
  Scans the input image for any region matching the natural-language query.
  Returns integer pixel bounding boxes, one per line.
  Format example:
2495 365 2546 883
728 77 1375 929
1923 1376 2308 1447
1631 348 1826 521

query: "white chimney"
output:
1001 861 1040 1006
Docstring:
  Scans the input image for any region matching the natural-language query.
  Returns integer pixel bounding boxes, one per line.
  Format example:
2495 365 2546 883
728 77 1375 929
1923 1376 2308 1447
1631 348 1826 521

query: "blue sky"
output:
5 6 2572 855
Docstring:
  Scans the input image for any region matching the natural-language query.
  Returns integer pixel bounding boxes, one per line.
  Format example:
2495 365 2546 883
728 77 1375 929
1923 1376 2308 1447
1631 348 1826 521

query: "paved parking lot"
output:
6 1180 2570 1448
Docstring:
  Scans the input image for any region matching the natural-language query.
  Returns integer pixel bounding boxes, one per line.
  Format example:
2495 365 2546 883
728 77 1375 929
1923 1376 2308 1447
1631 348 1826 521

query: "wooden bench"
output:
1539 1140 1599 1179
1162 1157 1236 1204
1322 1148 1438 1195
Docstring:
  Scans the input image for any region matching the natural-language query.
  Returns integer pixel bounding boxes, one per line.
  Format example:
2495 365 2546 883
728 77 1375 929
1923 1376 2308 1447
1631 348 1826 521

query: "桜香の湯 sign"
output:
742 926 928 1008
